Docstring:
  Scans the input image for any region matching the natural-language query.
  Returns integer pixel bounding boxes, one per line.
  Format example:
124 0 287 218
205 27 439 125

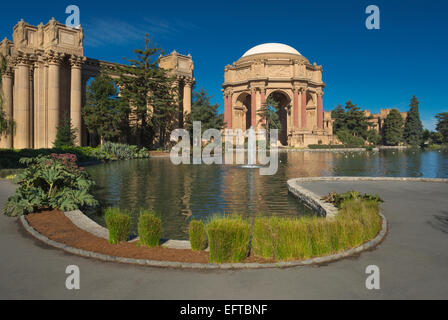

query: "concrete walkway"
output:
0 179 447 299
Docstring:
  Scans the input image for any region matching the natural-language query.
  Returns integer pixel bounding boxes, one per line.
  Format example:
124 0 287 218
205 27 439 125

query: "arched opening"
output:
267 91 290 146
235 92 252 131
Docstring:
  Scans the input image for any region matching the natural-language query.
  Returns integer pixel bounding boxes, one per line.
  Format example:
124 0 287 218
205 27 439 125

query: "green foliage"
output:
206 215 251 263
403 95 423 146
184 89 224 135
104 208 131 244
435 112 448 144
2 154 98 217
366 129 381 146
100 142 150 160
321 191 383 209
83 74 122 144
53 114 77 148
308 144 345 149
137 210 162 247
189 220 207 251
383 109 404 146
257 96 281 135
336 129 365 147
332 101 371 139
115 34 177 148
252 198 382 261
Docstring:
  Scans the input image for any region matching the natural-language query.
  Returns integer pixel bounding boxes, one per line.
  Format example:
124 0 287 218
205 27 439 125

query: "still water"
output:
86 149 448 239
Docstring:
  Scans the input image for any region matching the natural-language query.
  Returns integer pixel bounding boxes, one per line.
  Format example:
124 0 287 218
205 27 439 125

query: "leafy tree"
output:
343 100 371 139
383 109 404 146
83 75 121 145
430 131 444 145
366 129 381 146
403 95 423 146
185 88 224 135
53 113 77 147
336 129 365 147
331 104 346 134
257 96 281 138
115 34 177 148
435 112 448 143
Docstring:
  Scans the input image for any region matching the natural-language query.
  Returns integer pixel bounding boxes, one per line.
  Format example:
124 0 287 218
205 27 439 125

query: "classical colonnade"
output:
0 19 194 149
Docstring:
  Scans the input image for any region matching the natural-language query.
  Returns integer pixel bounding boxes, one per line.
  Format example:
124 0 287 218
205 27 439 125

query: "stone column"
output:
13 55 31 149
70 55 83 146
224 93 232 128
317 92 323 129
29 67 34 148
250 90 256 128
228 94 233 128
301 88 307 130
46 51 63 147
293 89 299 129
183 78 192 115
1 67 14 148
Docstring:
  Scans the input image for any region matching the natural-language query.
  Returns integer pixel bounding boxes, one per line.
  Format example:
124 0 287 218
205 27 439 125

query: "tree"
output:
435 112 448 143
343 100 371 139
403 95 423 146
257 95 281 138
115 34 177 148
331 104 346 134
184 88 224 135
366 129 381 146
53 113 77 147
82 74 121 145
383 109 404 146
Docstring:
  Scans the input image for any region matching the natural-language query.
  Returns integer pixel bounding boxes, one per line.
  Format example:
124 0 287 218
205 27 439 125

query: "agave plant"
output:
2 154 98 217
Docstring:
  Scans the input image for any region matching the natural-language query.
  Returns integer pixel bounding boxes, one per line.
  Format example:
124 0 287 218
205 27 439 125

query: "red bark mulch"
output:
26 210 271 264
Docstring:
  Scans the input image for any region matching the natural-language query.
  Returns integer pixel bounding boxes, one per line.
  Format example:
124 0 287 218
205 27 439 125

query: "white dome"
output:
242 43 301 57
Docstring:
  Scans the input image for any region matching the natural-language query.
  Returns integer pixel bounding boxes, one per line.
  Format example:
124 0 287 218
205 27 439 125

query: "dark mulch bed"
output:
26 210 271 264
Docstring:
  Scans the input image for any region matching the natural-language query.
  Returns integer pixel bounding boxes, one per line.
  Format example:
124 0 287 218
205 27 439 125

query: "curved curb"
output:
19 181 389 269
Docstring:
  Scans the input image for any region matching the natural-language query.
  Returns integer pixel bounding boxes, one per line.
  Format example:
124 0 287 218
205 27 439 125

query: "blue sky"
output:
1 0 447 130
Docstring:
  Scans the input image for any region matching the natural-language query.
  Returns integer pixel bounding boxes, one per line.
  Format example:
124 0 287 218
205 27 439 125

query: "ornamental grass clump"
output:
252 198 382 261
206 215 251 263
104 208 131 244
137 211 162 248
189 220 207 251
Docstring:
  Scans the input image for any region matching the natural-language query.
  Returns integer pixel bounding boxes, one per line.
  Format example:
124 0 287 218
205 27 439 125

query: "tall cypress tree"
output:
403 95 423 146
383 109 404 146
53 113 77 147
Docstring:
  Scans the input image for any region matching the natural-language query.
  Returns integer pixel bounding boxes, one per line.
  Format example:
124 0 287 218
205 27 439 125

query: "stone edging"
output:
19 176 399 269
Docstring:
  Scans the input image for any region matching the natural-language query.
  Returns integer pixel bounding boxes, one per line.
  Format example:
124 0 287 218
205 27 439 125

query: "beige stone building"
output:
365 109 408 134
222 43 336 147
0 18 194 149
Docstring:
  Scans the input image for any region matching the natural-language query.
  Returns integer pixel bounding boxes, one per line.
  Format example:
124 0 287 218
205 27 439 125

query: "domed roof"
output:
242 43 301 58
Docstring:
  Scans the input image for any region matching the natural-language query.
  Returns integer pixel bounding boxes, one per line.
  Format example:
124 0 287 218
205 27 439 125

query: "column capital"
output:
44 50 65 65
12 52 33 66
184 77 194 87
70 55 85 68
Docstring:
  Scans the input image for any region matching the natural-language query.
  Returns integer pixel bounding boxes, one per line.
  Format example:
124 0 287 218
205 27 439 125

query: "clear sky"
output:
1 0 447 130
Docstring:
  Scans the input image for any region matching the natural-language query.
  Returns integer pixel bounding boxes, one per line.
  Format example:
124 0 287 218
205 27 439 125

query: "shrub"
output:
206 215 251 263
2 154 98 216
104 208 131 244
137 211 162 247
321 191 383 209
189 220 207 251
101 142 150 160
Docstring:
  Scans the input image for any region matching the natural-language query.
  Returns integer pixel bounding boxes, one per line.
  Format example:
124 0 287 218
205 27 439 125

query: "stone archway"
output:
234 92 253 131
267 90 291 146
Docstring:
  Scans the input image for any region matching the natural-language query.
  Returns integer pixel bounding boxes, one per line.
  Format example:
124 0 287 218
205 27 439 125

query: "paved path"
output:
0 179 447 299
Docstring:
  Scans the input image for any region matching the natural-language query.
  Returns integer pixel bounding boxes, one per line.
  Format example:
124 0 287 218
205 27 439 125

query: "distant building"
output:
365 109 408 135
222 43 337 147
